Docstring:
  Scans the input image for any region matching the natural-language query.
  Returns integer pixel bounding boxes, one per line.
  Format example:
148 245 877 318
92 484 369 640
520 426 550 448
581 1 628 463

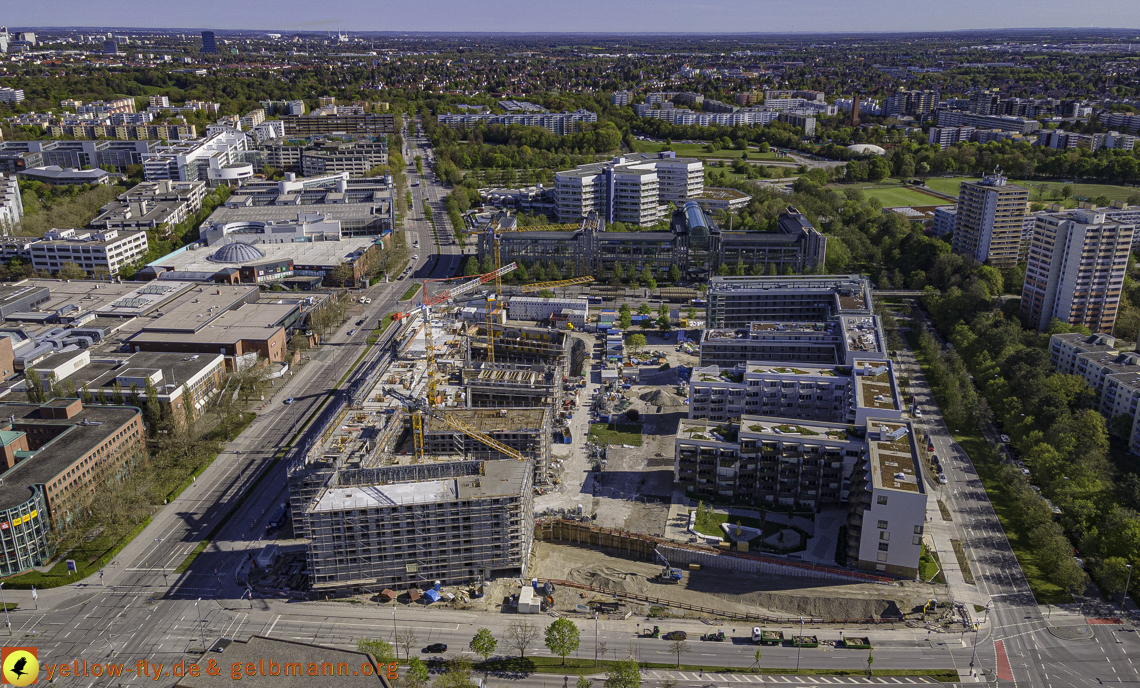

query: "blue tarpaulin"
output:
424 589 442 603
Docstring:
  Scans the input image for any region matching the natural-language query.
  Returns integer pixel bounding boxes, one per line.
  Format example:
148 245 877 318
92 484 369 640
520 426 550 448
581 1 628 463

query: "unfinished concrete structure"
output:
466 323 587 378
462 363 559 409
306 460 534 594
422 408 553 483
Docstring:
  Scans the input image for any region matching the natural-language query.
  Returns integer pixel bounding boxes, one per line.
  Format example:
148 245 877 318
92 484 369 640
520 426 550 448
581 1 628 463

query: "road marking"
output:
265 614 281 637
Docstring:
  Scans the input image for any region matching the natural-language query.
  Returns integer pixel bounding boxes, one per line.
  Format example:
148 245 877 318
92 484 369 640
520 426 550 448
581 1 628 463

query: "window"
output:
914 525 924 535
877 520 888 529
878 542 889 552
880 531 890 541
877 495 888 505
913 535 922 546
876 552 888 562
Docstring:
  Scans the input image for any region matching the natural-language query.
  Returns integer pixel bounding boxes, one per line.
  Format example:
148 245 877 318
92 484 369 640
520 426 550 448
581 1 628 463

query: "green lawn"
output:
905 331 1071 604
831 181 947 207
399 282 422 301
635 141 779 161
587 422 643 446
472 657 957 681
924 176 1140 206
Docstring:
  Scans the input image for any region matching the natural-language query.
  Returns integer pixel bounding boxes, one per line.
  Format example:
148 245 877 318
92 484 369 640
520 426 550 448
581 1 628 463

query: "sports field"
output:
634 141 779 160
831 181 947 207
924 176 1140 205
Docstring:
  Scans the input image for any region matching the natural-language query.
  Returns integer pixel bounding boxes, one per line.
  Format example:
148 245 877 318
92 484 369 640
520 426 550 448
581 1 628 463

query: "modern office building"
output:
0 400 146 577
17 166 111 186
305 460 533 594
142 131 252 186
201 31 218 54
260 136 388 177
29 229 149 276
949 172 1030 268
89 180 209 231
0 140 159 174
935 110 1041 134
1021 208 1134 333
279 113 396 136
699 316 886 368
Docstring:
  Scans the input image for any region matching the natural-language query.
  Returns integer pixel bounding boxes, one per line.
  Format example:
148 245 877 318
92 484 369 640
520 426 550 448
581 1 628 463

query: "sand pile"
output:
568 566 650 594
639 389 686 407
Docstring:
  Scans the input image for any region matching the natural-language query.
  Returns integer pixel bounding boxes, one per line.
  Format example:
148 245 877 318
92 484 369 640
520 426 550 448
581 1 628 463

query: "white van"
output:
751 627 763 643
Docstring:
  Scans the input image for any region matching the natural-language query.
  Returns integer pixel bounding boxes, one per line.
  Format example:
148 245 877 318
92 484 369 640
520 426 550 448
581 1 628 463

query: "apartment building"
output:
0 173 22 233
279 113 396 136
0 87 24 105
699 317 886 368
73 98 135 116
935 110 1041 134
0 399 146 577
261 137 388 177
950 172 1030 268
1020 209 1134 333
553 153 703 226
90 180 209 231
437 110 598 135
29 229 148 276
305 460 533 594
260 100 306 117
1049 333 1140 456
705 274 872 328
845 420 927 578
423 408 552 481
688 359 902 426
462 363 559 410
883 89 940 118
47 123 197 141
611 91 632 106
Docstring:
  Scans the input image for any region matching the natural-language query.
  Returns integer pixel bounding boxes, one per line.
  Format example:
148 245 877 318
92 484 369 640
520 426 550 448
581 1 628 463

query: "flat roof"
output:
131 304 289 346
424 407 547 434
867 420 922 494
699 187 751 200
141 286 259 334
151 237 376 272
205 203 387 224
82 352 225 392
0 402 140 510
311 460 527 511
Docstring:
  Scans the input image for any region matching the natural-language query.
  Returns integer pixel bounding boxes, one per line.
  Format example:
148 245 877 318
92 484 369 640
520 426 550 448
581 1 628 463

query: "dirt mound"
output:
731 590 905 619
568 565 649 594
639 389 686 407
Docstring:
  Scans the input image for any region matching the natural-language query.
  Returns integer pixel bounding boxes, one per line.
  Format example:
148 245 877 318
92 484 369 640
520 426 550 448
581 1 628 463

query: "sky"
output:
10 0 1140 34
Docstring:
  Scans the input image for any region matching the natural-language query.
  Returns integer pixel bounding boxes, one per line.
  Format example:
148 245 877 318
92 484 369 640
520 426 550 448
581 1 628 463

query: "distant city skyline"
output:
8 0 1140 34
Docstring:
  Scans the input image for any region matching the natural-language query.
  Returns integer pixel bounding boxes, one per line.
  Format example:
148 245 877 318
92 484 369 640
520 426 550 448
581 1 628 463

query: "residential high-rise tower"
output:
950 171 1029 268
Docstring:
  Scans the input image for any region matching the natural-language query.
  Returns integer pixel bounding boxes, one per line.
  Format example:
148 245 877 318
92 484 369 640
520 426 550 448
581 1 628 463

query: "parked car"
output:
662 631 687 641
999 434 1010 444
422 643 447 653
284 397 294 404
938 473 948 484
356 319 366 326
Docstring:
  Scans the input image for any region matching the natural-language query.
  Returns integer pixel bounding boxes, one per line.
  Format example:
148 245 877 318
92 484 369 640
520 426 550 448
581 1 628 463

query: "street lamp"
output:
796 617 803 670
594 613 599 667
0 582 9 635
392 605 399 659
1122 564 1133 617
970 601 992 675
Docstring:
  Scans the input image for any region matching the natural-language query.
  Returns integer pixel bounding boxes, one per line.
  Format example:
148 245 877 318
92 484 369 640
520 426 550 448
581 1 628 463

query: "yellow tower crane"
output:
519 276 595 293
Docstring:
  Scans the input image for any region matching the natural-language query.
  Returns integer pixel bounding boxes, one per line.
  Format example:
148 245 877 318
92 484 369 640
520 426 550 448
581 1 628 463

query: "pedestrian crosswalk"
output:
640 671 942 685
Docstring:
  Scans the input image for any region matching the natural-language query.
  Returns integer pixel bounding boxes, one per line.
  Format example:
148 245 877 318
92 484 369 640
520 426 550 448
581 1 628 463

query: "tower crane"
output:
519 276 595 293
386 387 529 464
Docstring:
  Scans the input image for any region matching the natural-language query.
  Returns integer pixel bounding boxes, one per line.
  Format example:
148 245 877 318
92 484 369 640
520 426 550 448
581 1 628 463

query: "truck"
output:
267 502 289 529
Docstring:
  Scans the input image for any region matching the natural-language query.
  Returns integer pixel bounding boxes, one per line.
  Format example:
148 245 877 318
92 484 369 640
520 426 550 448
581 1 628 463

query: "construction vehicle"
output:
700 630 726 642
654 548 683 582
641 625 660 638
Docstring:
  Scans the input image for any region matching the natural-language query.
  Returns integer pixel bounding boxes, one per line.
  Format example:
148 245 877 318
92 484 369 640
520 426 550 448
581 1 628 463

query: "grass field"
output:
635 141 779 161
924 176 1140 206
831 180 947 207
587 422 643 446
399 282 422 301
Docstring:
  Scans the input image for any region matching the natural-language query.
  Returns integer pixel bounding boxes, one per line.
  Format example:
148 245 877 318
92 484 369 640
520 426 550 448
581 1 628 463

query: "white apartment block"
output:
0 87 24 105
436 110 598 135
688 359 904 426
142 131 251 186
507 296 590 322
1049 333 1140 455
611 91 632 106
30 228 148 276
0 174 23 234
553 153 704 226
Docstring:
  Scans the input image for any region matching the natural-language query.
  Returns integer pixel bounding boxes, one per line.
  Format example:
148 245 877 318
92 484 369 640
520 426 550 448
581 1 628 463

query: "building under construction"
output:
306 460 534 594
422 407 553 482
462 362 559 408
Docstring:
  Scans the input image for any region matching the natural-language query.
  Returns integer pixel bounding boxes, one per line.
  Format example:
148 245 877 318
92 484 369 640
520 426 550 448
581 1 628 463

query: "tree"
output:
330 261 355 287
111 381 125 406
469 628 497 662
403 658 430 688
752 647 763 673
24 367 44 403
396 629 420 661
578 676 592 688
668 264 681 284
628 334 648 355
357 638 396 663
668 638 689 667
506 620 539 657
1097 557 1133 602
544 618 581 666
646 277 657 291
604 657 640 688
639 266 654 286
619 311 632 330
866 650 874 678
658 316 671 333
58 262 87 280
1061 184 1073 200
436 657 475 688
637 303 652 316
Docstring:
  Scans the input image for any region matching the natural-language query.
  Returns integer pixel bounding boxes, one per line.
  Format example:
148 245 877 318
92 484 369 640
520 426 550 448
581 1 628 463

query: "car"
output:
913 407 923 418
348 329 356 336
999 434 1010 444
938 473 948 484
422 643 447 653
284 397 294 404
356 319 366 326
412 255 419 260
662 631 687 641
